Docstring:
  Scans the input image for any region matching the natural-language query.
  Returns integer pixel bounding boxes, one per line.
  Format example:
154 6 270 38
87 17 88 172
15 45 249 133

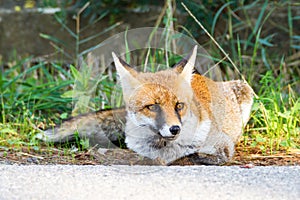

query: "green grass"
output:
246 70 300 153
0 60 72 150
0 0 299 160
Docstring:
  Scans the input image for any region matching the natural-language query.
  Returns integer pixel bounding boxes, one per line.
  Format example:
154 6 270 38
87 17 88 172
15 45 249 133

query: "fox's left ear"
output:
174 45 197 85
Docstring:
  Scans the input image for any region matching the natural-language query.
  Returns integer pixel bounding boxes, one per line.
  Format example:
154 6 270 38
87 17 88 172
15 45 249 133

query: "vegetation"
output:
0 0 299 163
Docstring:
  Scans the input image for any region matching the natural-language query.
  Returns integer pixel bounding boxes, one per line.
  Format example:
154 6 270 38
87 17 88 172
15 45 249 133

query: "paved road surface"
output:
0 165 299 200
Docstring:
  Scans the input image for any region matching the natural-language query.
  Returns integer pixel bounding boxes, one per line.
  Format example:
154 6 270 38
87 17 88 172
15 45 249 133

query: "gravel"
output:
0 165 299 200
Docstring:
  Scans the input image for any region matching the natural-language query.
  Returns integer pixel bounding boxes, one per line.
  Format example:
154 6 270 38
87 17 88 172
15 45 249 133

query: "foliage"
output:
246 69 300 153
0 59 73 150
0 0 299 157
41 0 162 24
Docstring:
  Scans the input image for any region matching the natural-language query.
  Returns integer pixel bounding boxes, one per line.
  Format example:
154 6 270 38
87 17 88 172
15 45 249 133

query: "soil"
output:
1 143 299 166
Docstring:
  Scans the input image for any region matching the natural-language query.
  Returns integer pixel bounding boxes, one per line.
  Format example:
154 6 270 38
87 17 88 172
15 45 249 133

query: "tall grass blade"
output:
244 0 268 50
211 1 234 36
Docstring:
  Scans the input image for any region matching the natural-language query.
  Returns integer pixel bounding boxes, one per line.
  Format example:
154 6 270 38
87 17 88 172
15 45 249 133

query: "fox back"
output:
112 46 253 164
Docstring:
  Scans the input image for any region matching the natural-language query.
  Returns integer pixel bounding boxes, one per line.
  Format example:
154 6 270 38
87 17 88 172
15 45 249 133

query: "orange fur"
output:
112 46 254 164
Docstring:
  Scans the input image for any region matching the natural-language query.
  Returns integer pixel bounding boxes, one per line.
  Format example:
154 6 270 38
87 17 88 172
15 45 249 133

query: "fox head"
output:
112 46 197 141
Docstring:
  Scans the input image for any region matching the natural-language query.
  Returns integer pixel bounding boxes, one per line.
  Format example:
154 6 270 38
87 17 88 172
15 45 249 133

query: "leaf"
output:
292 35 300 40
70 65 81 80
259 38 274 47
250 141 257 147
80 139 90 150
61 90 75 98
280 140 289 147
259 145 265 151
79 22 122 44
256 135 266 143
0 128 17 135
54 14 77 38
211 1 234 36
277 111 291 119
60 113 68 119
291 45 300 50
39 33 68 47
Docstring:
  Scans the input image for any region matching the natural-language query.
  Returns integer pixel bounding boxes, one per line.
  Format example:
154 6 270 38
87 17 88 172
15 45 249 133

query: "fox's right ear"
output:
112 52 140 102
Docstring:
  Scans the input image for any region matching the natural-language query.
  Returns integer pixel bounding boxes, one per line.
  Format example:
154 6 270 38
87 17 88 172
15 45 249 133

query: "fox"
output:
39 46 253 165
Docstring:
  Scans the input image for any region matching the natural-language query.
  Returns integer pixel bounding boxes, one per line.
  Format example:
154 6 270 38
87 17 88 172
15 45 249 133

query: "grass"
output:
181 0 300 154
0 60 71 151
245 70 299 154
0 0 299 162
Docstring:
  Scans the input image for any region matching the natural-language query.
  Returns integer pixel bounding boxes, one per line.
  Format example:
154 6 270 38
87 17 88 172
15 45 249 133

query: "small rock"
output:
26 157 39 164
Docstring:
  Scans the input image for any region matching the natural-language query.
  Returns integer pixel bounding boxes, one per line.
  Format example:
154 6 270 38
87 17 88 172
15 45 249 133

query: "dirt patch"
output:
1 144 299 166
230 146 300 166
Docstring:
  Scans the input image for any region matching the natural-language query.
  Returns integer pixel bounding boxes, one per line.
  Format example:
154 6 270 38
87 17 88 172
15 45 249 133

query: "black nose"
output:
169 125 181 135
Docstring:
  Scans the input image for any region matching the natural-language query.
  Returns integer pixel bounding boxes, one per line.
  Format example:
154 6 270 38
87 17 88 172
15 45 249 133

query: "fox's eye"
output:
175 102 184 111
145 104 160 112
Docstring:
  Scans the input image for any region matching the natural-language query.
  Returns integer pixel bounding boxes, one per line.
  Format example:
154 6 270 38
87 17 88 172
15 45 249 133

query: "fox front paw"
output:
186 152 230 165
173 145 232 165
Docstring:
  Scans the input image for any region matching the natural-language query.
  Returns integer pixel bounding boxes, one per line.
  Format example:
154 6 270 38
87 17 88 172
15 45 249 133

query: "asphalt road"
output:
0 165 299 200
